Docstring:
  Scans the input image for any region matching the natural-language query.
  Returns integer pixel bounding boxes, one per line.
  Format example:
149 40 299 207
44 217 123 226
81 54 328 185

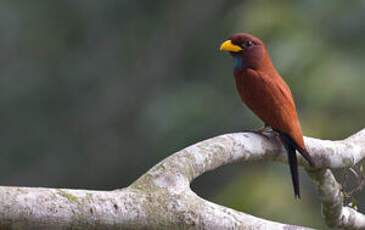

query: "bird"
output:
219 33 314 199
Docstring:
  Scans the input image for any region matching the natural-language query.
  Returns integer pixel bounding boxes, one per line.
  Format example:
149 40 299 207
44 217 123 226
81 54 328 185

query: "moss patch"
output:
57 189 80 204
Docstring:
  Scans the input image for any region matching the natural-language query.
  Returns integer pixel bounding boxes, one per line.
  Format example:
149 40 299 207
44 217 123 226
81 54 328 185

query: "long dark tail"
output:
274 130 314 199
285 141 300 199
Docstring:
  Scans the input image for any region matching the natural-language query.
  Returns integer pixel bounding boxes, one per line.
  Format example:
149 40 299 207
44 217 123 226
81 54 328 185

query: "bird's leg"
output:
257 123 271 133
243 124 271 139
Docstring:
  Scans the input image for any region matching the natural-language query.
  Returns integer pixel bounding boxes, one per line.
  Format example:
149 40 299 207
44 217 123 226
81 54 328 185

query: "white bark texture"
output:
1 129 365 230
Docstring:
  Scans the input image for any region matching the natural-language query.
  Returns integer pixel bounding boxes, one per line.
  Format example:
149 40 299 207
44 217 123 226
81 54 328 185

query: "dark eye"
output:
245 41 253 47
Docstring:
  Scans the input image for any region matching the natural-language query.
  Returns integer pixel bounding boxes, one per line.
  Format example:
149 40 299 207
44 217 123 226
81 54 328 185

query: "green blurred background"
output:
1 0 364 228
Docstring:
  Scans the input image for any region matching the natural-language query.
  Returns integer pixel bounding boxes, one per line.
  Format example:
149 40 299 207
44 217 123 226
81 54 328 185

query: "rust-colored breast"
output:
234 68 305 150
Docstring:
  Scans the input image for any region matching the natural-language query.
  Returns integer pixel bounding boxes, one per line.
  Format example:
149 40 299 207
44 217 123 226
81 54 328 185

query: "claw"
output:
243 125 272 139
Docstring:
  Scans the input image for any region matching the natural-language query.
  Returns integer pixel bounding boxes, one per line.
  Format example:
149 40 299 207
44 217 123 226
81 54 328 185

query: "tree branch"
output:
1 129 365 229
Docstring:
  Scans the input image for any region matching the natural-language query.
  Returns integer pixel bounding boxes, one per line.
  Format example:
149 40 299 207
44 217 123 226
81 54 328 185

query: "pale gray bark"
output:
1 129 365 229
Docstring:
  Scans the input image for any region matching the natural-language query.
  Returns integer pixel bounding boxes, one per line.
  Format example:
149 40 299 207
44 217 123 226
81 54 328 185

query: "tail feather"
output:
285 143 300 199
274 129 314 167
274 129 314 199
295 145 314 167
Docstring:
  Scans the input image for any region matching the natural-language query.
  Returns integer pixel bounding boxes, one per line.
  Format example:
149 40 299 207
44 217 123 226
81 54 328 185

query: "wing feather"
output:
235 68 305 150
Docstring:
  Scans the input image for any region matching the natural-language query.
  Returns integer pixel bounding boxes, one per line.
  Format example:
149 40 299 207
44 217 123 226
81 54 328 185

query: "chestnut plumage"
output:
220 33 314 199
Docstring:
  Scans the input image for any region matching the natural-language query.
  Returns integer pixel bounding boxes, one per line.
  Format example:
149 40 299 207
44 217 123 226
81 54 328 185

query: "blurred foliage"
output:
0 0 364 228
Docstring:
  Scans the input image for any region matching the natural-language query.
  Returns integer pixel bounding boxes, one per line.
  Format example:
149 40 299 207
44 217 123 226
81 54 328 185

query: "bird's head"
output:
220 33 271 71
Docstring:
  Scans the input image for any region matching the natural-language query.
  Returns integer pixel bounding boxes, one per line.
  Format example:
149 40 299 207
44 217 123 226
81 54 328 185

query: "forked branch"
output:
1 129 365 229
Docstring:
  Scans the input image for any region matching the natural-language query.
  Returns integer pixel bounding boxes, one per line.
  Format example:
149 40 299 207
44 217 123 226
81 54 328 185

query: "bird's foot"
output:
243 126 272 139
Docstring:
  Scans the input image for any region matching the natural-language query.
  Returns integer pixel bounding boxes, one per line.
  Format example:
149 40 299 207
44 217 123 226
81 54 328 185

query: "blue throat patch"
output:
233 55 243 70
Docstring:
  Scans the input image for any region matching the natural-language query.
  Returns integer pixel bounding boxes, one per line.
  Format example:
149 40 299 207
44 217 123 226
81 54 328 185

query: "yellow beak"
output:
219 40 243 52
